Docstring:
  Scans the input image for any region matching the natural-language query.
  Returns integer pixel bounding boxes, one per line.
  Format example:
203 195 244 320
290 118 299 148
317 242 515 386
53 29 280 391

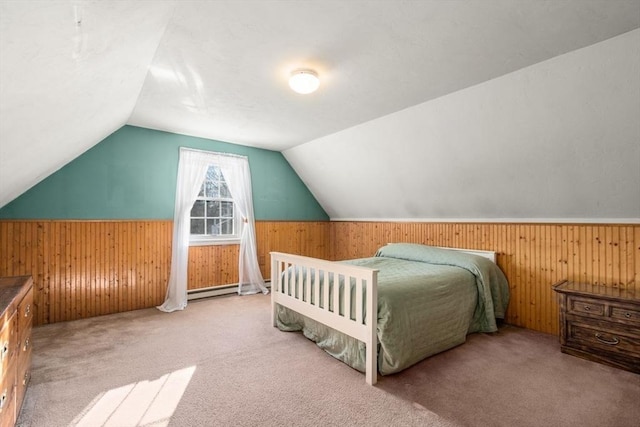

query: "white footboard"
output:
270 252 379 385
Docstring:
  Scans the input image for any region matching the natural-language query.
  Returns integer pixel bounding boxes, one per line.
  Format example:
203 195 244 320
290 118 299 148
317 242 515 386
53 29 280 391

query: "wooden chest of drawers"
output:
553 280 639 374
0 276 33 427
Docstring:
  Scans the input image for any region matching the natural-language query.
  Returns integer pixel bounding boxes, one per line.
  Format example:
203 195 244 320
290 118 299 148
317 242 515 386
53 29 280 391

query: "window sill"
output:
189 237 241 247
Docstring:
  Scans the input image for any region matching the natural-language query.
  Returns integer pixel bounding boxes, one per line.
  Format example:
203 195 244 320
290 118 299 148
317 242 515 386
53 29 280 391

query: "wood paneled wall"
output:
188 221 331 289
0 220 172 325
331 222 639 334
255 221 331 274
0 220 331 326
1 219 636 336
187 244 240 290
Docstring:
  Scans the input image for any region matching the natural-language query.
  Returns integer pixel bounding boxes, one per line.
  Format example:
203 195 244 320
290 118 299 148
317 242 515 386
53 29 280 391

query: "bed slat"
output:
304 266 311 303
356 277 363 325
345 276 352 320
333 274 340 314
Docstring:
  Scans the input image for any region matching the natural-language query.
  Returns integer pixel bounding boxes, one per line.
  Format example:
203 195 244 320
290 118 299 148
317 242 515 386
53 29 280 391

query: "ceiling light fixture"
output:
289 69 320 94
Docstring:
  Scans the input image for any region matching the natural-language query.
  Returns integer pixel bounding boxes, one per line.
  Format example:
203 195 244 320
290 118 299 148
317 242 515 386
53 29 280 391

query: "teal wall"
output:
0 126 329 220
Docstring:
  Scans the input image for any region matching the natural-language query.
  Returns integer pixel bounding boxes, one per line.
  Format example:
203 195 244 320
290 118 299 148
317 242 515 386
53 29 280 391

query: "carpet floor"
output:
16 294 640 427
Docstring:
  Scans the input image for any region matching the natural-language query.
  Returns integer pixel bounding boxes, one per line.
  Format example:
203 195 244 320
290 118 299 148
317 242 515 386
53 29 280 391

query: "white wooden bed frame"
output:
270 246 497 385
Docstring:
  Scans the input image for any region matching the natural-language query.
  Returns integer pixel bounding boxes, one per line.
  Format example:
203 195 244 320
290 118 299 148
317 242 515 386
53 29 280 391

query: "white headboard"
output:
436 246 497 263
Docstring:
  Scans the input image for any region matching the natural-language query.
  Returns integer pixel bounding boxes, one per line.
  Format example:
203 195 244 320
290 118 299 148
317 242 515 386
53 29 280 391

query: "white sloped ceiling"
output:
0 1 175 208
284 30 640 221
1 0 639 218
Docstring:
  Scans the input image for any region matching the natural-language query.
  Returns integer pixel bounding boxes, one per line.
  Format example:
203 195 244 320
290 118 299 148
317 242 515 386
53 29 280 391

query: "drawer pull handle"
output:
25 303 31 317
0 390 6 410
583 305 591 311
625 312 632 318
595 333 619 346
23 337 30 352
23 371 30 386
0 341 8 360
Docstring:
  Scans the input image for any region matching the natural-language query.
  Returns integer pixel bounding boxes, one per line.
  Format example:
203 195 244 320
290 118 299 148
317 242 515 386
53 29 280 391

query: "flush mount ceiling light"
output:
289 69 320 94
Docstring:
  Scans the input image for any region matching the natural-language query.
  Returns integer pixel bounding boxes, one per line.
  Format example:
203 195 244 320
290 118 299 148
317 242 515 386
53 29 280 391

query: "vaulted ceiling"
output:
1 0 639 215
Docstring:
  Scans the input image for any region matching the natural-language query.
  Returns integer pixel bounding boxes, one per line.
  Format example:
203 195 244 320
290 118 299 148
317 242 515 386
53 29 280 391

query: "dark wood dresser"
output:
0 276 33 427
553 280 639 374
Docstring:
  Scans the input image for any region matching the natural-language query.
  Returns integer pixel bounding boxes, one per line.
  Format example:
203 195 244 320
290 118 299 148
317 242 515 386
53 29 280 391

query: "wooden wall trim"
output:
331 219 640 225
188 221 331 289
0 220 331 325
1 219 636 336
0 220 173 325
331 222 639 334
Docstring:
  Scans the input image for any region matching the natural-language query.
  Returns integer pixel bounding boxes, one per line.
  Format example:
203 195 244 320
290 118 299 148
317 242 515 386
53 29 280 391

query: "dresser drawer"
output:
610 304 640 325
15 345 31 418
566 318 640 358
0 391 15 427
17 288 33 336
0 386 15 427
0 314 16 379
567 295 606 317
0 355 16 427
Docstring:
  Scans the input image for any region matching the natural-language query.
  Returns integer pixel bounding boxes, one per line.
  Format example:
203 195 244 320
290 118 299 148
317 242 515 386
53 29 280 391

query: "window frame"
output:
189 164 243 246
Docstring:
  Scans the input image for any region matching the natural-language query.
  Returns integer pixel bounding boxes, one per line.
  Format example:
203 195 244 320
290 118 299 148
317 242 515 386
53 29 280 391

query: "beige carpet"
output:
17 294 640 427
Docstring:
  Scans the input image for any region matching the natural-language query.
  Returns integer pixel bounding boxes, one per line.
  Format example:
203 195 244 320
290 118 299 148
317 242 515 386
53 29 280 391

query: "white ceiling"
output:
1 0 639 210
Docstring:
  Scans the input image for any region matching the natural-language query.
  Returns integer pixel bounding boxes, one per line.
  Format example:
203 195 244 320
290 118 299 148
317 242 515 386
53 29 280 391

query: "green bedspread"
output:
276 243 510 376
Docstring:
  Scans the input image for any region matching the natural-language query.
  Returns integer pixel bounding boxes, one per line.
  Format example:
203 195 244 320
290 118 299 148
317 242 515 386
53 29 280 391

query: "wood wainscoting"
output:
0 220 331 325
1 219 637 335
331 222 639 335
188 221 331 290
0 221 173 325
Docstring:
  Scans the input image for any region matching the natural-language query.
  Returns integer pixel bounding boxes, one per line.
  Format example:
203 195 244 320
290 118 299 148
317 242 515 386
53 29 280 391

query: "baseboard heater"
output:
187 281 271 300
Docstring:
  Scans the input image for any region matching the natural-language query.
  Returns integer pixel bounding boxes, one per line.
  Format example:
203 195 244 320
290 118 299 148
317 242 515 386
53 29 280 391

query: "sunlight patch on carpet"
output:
70 366 196 427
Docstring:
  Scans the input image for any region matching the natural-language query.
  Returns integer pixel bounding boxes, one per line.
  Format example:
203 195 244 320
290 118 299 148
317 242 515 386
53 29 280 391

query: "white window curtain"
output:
158 148 267 313
216 154 268 296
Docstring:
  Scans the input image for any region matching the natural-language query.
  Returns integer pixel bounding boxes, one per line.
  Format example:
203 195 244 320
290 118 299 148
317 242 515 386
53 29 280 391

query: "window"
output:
190 165 241 245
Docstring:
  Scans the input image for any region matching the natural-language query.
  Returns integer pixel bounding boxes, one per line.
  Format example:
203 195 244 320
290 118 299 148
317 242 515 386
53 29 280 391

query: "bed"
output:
270 243 509 385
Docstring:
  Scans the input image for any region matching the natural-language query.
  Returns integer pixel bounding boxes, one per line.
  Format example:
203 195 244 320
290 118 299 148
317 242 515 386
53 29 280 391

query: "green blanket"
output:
276 243 510 375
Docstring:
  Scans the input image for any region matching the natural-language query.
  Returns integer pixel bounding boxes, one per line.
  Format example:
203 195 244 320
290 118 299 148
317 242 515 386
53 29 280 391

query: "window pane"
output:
190 219 205 235
205 179 219 198
203 166 217 197
220 201 234 217
220 218 234 235
206 201 220 217
191 200 205 217
197 183 205 198
211 166 221 181
207 219 220 235
220 181 231 198
205 165 216 181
